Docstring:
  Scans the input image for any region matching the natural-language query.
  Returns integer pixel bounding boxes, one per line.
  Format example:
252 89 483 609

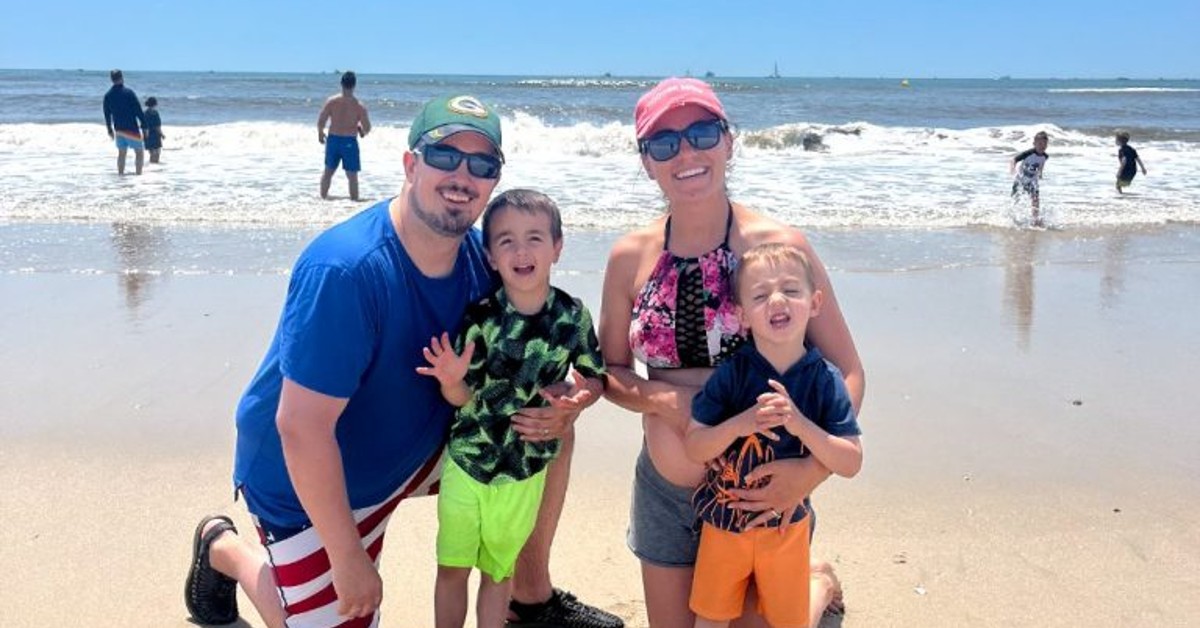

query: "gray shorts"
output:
627 444 701 567
626 444 819 569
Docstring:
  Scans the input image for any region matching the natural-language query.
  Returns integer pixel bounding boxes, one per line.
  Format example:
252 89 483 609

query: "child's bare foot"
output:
811 560 845 617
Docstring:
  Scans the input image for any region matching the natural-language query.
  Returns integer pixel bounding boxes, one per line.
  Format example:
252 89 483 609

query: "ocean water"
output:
1 69 1199 274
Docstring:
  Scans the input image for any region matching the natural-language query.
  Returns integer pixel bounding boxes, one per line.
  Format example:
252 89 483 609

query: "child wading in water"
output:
1010 131 1050 227
1115 131 1148 194
143 97 164 164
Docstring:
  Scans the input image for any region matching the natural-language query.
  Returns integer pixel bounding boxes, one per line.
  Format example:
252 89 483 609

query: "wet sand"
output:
1 225 1198 626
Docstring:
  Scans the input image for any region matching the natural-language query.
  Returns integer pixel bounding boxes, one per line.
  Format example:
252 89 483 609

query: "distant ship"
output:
768 62 781 79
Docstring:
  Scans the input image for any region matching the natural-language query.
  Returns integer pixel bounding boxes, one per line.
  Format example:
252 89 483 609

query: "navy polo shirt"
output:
692 342 860 531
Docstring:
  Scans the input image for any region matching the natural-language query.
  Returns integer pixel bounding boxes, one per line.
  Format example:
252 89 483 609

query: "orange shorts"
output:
689 519 811 627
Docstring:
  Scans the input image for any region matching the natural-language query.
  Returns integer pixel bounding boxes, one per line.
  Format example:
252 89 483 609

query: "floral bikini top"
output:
629 209 747 369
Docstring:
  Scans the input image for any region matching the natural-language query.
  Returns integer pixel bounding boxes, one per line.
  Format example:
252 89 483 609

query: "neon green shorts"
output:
436 456 547 582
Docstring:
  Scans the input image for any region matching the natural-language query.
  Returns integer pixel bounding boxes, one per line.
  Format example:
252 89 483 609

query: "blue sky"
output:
2 1 1197 78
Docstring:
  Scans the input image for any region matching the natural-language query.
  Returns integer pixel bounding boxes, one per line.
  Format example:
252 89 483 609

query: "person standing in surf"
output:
318 70 371 201
1115 131 1148 194
102 69 146 175
1010 131 1050 227
143 97 164 164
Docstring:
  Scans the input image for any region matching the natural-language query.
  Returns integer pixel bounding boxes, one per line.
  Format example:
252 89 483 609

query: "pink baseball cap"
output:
635 77 728 139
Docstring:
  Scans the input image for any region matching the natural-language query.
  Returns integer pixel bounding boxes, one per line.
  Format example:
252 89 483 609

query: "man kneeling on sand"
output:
184 93 624 628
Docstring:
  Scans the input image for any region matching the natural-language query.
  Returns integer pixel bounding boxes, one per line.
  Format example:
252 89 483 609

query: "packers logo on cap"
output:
448 96 489 118
409 94 502 150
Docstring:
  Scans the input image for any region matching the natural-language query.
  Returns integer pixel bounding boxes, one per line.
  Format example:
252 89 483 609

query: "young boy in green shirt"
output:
418 188 606 628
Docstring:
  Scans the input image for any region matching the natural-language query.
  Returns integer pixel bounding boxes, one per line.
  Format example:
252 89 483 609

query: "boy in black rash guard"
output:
1010 131 1050 227
144 97 164 164
1115 131 1148 194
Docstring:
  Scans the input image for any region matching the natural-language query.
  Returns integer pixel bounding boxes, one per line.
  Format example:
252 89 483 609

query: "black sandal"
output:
184 514 240 625
507 587 624 627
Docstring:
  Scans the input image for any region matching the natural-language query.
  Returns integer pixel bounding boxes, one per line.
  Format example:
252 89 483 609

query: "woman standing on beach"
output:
599 78 866 627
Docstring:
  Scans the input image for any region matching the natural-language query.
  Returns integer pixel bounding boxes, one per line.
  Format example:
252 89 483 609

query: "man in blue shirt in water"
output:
102 69 145 175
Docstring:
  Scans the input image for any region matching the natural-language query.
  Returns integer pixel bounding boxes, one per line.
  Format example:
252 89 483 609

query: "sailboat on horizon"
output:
768 62 781 79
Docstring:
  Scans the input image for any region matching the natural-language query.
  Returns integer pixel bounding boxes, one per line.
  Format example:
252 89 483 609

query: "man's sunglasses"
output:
415 143 503 180
638 119 728 162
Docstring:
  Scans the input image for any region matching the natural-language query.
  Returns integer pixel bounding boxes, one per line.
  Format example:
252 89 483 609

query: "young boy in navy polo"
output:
684 242 863 628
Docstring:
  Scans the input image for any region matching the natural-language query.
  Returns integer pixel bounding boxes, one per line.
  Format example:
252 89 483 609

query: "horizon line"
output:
4 67 1198 82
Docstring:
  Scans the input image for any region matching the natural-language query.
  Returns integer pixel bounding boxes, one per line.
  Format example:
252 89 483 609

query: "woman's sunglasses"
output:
415 143 503 180
638 119 728 162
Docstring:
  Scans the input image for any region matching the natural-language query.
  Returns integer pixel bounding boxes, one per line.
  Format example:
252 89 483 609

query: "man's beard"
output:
409 186 475 237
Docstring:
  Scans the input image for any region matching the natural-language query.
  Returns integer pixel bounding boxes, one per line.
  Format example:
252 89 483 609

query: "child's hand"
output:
755 380 806 436
728 404 780 441
415 332 473 386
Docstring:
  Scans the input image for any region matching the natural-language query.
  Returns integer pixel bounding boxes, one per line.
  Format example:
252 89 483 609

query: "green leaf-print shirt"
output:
450 286 605 484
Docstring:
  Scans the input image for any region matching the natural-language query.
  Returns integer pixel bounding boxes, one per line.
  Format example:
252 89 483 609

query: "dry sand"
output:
2 229 1198 627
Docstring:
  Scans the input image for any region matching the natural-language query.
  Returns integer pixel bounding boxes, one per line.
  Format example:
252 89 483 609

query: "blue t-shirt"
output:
233 199 497 527
691 342 860 532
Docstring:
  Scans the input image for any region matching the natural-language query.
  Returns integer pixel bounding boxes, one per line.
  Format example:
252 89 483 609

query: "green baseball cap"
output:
407 95 503 154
